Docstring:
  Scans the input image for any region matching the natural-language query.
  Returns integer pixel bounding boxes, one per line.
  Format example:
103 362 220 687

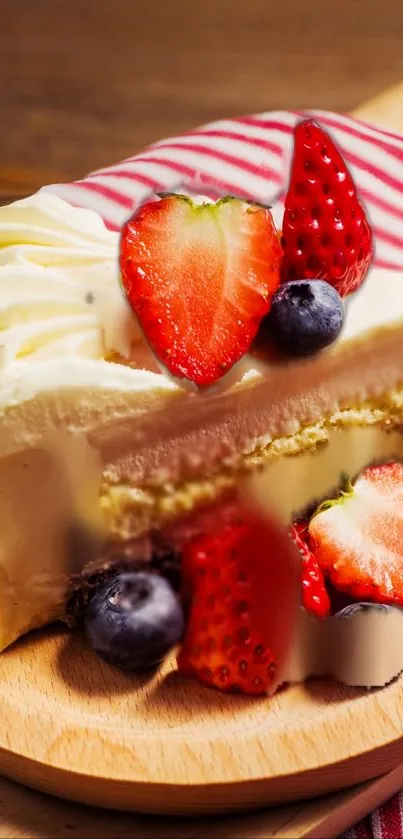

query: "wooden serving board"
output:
1 83 403 834
2 625 403 815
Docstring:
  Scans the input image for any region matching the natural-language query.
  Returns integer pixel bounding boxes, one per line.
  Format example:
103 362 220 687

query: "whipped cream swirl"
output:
0 194 141 368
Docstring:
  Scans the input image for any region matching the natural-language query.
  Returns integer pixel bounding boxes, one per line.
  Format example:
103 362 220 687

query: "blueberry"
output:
334 602 392 620
267 279 344 356
84 571 185 671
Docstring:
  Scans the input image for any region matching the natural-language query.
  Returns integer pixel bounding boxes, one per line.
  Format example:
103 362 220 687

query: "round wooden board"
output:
0 625 403 815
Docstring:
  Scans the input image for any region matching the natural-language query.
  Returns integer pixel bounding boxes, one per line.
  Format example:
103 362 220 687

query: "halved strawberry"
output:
282 119 373 297
120 195 282 387
177 510 300 695
309 461 403 604
290 521 330 619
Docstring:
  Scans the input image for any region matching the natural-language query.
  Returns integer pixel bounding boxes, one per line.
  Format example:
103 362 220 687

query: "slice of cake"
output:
0 114 402 697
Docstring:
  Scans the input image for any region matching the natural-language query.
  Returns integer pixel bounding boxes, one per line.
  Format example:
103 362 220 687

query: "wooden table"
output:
1 0 403 196
2 767 403 839
1 4 403 837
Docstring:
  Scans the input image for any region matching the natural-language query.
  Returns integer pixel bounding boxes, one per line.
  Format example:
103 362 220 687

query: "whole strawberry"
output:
282 119 373 297
120 195 282 388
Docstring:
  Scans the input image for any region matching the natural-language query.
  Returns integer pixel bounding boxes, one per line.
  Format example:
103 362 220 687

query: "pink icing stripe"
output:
353 114 403 143
295 111 403 160
237 116 294 133
241 110 403 157
97 169 161 191
88 168 167 187
110 155 269 199
360 188 403 222
72 179 134 209
92 157 197 180
83 170 403 253
193 123 403 222
372 225 403 250
42 110 403 273
372 257 403 271
340 149 403 196
236 112 403 189
152 128 285 157
133 140 284 183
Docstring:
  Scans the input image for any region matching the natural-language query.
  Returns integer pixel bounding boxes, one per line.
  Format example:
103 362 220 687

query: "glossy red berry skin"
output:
290 522 331 619
282 119 373 297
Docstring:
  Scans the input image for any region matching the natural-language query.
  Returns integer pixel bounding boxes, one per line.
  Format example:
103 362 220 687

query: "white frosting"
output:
0 193 141 365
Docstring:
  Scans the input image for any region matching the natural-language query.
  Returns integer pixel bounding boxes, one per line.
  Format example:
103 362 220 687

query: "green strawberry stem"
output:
311 472 354 519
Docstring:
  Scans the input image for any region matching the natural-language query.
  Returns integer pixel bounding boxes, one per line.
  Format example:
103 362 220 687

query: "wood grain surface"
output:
1 0 403 196
2 625 403 817
3 768 403 839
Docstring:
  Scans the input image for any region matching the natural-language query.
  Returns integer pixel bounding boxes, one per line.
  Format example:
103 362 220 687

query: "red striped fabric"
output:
341 791 403 839
41 109 403 275
41 109 403 838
